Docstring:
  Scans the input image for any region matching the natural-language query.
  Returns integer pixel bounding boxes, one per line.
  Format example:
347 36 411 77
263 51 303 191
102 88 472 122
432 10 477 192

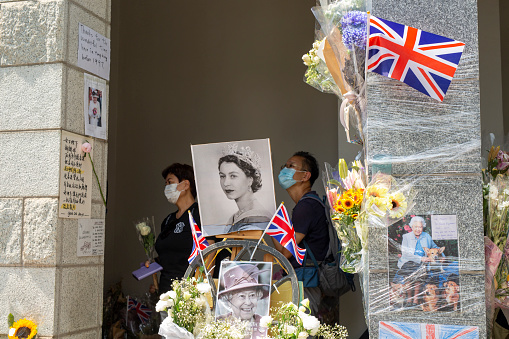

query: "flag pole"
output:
249 202 284 261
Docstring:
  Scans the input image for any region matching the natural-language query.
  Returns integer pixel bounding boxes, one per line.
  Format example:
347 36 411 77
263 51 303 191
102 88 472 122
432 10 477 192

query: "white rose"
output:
136 222 146 231
298 332 308 339
301 298 310 308
168 290 177 299
166 298 174 308
196 282 211 294
259 315 273 328
300 313 320 334
156 300 167 312
284 324 297 335
140 225 151 236
160 292 170 301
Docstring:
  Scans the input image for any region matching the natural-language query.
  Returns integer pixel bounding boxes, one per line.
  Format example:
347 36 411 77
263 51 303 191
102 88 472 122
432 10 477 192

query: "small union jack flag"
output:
379 321 479 339
266 203 306 265
367 15 465 101
188 212 209 264
127 297 152 324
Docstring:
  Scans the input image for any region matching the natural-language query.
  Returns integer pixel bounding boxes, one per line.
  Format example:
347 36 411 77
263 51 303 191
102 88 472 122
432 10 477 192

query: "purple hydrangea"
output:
341 11 368 50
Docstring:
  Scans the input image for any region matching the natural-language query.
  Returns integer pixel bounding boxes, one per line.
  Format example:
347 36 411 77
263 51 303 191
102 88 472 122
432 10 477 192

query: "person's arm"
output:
401 235 428 263
272 232 305 259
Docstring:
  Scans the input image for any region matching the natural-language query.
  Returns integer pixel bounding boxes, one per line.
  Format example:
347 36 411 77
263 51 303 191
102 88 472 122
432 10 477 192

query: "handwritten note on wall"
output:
78 219 105 256
78 23 111 80
58 131 93 218
431 214 458 240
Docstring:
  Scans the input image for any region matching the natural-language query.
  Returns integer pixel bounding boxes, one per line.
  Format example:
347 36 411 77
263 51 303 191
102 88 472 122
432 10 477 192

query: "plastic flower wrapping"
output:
302 0 368 144
483 144 509 329
260 299 348 339
323 160 415 274
157 277 213 339
134 217 156 262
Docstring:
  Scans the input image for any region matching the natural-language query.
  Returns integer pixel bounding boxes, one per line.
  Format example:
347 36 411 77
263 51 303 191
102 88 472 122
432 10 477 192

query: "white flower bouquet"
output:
134 217 156 262
156 277 212 339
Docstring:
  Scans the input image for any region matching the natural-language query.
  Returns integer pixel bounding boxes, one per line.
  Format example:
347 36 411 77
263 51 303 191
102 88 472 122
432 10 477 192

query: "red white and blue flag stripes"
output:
379 321 479 339
266 203 306 265
367 15 465 102
188 212 209 264
127 297 152 324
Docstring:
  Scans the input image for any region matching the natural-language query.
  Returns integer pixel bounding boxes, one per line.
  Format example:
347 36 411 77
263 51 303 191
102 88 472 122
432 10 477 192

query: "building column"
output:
365 0 486 337
0 1 110 338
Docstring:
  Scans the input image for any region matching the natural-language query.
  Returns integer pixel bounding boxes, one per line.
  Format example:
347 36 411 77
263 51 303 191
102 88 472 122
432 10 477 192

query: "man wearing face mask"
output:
155 163 222 294
273 151 329 316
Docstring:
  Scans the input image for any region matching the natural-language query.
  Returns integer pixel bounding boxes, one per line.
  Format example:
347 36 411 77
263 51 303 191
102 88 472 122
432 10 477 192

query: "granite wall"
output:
0 1 110 338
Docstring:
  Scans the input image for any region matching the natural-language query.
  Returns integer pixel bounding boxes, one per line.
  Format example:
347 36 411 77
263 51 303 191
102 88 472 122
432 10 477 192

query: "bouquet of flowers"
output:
303 0 368 143
156 277 212 339
259 299 348 339
134 217 156 262
323 159 366 273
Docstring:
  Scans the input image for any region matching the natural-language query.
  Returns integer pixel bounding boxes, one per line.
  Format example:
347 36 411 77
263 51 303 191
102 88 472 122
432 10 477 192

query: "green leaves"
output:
8 313 14 327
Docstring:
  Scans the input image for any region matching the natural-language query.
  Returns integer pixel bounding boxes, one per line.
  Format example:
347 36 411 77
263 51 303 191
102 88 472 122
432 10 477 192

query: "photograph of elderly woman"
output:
388 215 460 312
191 139 276 236
216 261 272 339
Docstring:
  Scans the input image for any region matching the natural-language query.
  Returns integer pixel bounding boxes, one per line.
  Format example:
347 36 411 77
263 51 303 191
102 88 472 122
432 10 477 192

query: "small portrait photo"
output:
388 214 460 312
215 261 272 339
84 73 107 140
191 138 277 236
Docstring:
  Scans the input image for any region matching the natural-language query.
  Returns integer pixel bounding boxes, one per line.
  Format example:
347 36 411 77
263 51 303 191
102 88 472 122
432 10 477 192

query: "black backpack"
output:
301 193 355 297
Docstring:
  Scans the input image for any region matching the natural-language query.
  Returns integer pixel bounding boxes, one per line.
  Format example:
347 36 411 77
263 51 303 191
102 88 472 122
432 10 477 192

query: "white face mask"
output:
164 183 181 204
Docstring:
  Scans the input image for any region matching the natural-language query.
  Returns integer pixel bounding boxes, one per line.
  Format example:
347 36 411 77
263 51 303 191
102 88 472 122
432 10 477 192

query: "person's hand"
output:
145 260 150 268
421 256 431 263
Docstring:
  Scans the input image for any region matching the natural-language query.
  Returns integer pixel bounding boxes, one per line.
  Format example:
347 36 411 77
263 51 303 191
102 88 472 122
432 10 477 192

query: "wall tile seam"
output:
55 326 100 338
0 263 104 268
0 196 59 199
0 61 111 84
54 262 62 337
68 0 111 25
20 197 25 265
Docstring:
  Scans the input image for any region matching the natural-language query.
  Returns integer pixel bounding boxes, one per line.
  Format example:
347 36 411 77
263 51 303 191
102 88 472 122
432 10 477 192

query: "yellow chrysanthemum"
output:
341 197 355 209
9 319 37 339
366 185 388 199
388 192 408 218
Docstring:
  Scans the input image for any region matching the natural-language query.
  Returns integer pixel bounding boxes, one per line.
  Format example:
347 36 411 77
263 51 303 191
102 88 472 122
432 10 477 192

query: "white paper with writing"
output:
58 131 93 218
78 23 111 80
78 219 105 256
431 214 457 240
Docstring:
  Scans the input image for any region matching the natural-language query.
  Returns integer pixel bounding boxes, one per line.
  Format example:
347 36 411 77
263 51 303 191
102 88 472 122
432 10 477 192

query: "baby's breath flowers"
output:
302 38 339 94
197 317 252 339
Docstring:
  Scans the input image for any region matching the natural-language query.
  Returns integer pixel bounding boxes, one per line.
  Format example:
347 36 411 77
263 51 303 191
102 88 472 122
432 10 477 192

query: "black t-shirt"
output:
155 203 199 293
289 191 330 268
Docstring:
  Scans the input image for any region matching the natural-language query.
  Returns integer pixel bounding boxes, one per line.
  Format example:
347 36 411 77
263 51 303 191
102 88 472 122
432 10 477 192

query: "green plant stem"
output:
88 155 107 207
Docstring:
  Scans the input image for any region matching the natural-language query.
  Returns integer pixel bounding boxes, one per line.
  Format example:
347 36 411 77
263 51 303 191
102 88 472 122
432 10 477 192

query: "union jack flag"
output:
266 203 306 265
188 212 209 264
367 16 465 101
127 296 152 324
379 321 479 339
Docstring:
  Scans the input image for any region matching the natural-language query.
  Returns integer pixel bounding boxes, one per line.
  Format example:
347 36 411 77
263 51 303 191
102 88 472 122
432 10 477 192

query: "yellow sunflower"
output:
334 202 346 213
388 192 408 218
341 197 355 209
366 185 388 199
9 319 37 339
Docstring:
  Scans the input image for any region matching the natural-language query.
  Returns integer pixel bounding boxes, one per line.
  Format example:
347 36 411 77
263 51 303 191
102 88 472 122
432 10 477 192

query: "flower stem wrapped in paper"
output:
323 159 367 273
156 277 212 339
134 217 156 262
302 0 368 144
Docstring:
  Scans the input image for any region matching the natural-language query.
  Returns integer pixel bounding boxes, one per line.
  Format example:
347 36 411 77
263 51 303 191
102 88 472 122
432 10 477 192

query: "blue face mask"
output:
278 167 298 189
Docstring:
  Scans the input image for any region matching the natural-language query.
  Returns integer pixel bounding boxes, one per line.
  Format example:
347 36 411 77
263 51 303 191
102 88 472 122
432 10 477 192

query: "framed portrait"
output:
191 138 277 236
388 214 460 312
84 73 107 140
215 261 272 339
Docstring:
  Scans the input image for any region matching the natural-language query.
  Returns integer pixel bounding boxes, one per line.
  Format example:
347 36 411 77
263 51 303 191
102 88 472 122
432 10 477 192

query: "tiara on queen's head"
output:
222 144 262 170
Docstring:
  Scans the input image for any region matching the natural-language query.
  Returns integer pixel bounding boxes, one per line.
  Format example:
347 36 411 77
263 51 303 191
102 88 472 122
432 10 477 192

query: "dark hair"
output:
293 151 319 187
161 163 197 198
218 155 262 193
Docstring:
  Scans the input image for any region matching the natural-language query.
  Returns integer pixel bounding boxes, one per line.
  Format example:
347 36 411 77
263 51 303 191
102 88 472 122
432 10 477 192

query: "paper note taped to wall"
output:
58 131 93 218
431 214 458 240
78 23 111 80
78 219 105 256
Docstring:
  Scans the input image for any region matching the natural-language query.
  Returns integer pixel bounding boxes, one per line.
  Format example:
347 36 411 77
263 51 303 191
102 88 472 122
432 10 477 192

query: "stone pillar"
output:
0 1 110 338
365 0 485 337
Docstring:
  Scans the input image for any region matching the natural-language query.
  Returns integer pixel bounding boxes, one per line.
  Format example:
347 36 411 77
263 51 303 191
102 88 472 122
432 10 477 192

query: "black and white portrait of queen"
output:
191 139 276 236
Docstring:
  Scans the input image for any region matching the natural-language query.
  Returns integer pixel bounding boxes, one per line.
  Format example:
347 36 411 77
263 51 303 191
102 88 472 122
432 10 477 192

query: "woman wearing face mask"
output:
218 145 272 233
155 163 211 293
